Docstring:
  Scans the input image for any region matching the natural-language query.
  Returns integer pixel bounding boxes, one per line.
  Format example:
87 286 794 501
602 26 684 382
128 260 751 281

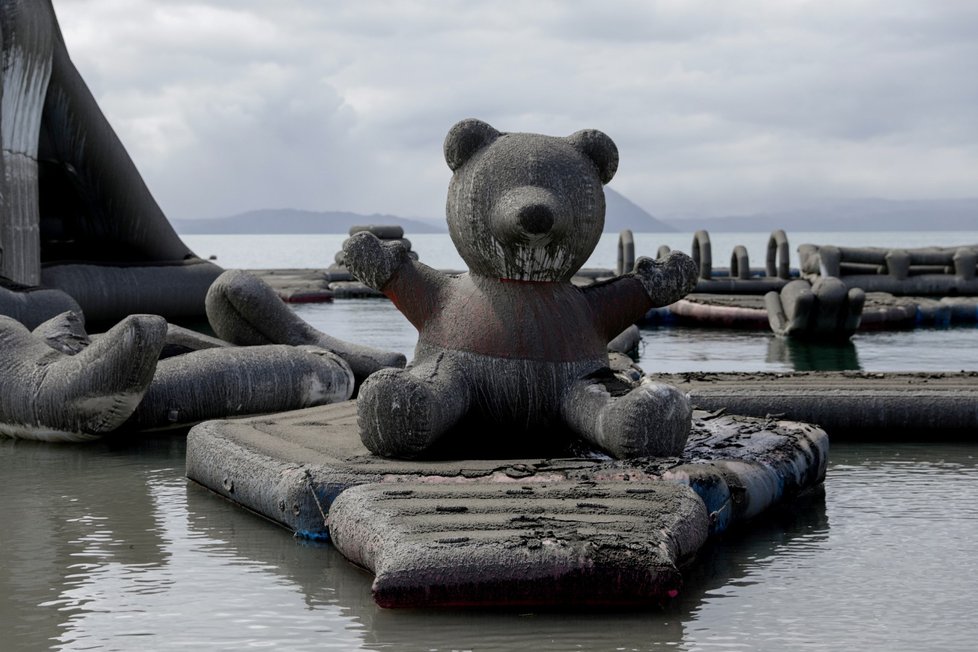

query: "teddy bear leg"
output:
356 362 470 458
561 377 692 458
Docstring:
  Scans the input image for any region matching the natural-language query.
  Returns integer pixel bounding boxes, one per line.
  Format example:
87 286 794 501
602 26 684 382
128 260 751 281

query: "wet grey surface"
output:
2 436 976 651
291 299 978 373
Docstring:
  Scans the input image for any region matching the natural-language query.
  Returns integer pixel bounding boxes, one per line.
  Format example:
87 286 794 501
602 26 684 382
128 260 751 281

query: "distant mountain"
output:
173 189 673 235
172 208 445 235
604 188 675 233
663 198 978 232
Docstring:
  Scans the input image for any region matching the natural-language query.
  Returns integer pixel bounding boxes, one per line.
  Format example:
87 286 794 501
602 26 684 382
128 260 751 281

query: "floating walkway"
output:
187 401 827 607
243 269 336 303
659 371 978 440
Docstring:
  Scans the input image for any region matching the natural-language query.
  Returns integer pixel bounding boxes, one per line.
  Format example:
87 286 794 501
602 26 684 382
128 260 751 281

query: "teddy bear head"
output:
443 118 618 282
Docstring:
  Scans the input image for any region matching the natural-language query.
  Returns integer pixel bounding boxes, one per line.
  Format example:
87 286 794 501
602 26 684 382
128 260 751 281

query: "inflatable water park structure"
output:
1 0 975 608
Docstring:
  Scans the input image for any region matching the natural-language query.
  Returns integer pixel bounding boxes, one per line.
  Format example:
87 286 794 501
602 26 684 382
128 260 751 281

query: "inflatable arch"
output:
1 0 222 326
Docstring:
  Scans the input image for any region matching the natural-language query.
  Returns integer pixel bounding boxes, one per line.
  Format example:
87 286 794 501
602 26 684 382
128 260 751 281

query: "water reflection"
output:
4 434 978 650
292 301 978 374
178 461 829 651
0 437 177 649
766 337 861 371
184 481 689 650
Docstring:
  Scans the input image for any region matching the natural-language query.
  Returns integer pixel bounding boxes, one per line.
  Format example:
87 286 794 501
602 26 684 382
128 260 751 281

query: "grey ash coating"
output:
343 118 699 460
205 269 405 389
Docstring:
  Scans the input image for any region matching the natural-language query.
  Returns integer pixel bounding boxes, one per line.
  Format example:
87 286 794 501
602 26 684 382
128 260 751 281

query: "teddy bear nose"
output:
517 204 555 235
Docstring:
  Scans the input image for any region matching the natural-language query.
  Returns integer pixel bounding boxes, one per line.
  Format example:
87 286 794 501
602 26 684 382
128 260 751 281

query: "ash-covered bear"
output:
343 118 698 459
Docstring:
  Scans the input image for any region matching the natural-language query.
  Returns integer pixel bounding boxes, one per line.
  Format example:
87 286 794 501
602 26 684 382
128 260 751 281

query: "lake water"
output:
2 230 977 650
2 438 976 651
183 230 978 273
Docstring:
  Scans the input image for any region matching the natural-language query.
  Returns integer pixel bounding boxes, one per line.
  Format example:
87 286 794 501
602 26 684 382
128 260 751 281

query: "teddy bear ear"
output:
444 119 501 171
566 129 619 184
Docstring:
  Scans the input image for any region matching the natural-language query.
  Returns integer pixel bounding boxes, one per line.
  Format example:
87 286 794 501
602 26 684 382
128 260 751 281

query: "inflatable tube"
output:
810 274 978 296
0 313 165 441
665 371 978 440
669 298 770 329
857 299 917 328
1 0 55 285
1 0 222 322
349 225 405 239
123 345 354 431
0 274 81 329
766 230 790 280
206 269 405 387
955 248 977 280
161 323 233 359
693 277 789 295
617 229 635 276
940 297 978 323
691 230 712 280
607 324 640 355
41 260 223 325
243 269 336 304
730 245 750 280
327 281 386 298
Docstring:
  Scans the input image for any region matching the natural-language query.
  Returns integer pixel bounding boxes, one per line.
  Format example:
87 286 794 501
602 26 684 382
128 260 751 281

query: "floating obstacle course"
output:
799 243 978 295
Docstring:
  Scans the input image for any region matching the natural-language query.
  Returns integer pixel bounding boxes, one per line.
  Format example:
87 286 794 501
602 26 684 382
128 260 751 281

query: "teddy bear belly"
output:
417 327 608 362
417 278 610 362
414 342 607 427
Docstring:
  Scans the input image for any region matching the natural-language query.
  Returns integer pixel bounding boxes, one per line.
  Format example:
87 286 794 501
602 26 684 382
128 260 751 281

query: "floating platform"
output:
659 371 978 440
243 269 335 303
647 293 978 329
186 401 827 607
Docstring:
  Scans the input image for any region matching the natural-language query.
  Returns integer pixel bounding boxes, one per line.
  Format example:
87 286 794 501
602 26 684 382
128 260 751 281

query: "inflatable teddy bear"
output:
343 118 699 459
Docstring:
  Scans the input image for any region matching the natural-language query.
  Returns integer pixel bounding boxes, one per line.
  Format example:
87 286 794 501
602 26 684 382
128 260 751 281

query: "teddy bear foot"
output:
565 378 692 458
602 381 692 458
356 367 465 458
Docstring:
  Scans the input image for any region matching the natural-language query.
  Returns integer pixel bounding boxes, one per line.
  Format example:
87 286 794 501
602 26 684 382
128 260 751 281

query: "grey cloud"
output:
52 0 978 220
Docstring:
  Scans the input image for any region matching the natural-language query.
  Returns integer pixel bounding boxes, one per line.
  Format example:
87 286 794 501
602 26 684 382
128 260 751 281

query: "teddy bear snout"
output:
517 204 555 235
491 186 563 245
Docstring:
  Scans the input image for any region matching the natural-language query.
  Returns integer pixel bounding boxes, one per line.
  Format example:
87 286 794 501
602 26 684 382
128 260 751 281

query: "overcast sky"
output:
55 0 978 221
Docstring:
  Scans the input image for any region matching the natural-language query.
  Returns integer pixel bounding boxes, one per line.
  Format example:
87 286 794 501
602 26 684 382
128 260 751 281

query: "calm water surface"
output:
294 299 978 373
183 230 978 272
2 438 976 651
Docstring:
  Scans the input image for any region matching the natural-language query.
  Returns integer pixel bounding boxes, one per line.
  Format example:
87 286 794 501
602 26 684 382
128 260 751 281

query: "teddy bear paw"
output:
634 251 700 307
342 232 410 291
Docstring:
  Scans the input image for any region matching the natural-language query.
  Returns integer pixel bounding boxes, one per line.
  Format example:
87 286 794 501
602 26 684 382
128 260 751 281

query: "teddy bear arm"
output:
582 275 657 341
382 259 451 330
